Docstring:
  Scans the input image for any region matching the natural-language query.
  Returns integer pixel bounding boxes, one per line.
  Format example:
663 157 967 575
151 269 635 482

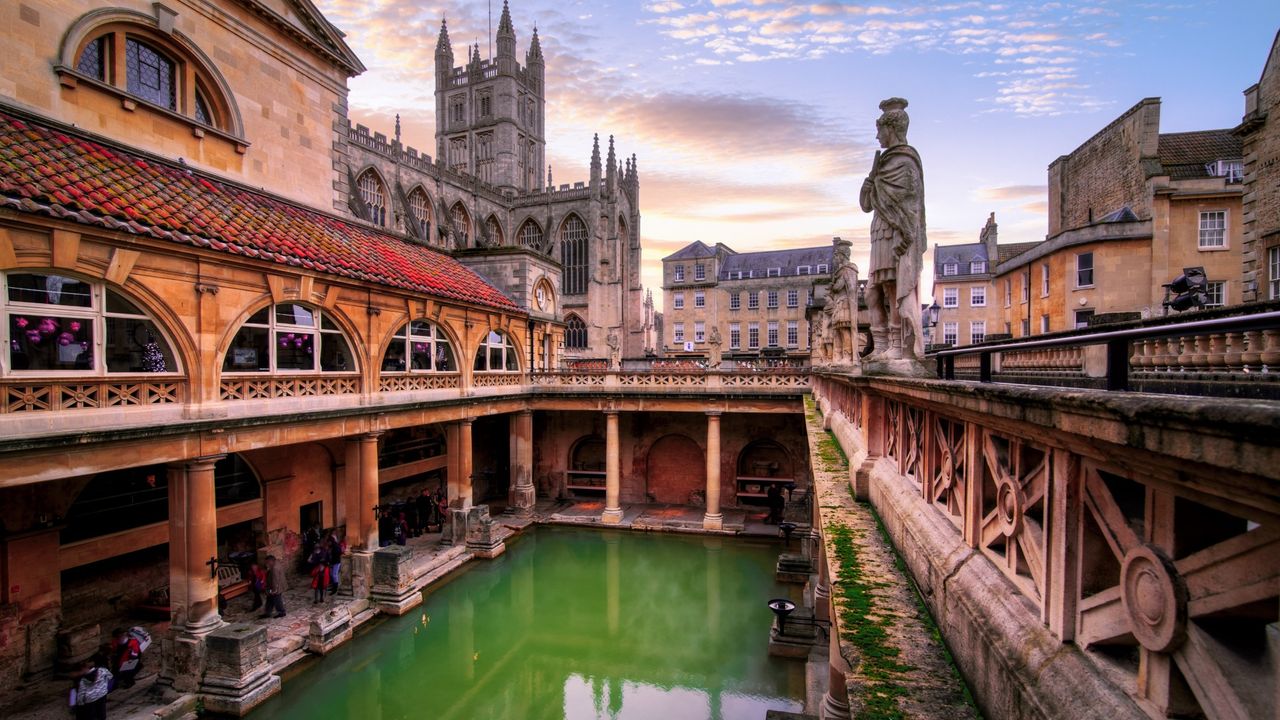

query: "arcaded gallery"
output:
2 1 1277 719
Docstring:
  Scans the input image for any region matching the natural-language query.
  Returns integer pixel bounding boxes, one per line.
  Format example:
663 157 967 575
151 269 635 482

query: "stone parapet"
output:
199 623 280 717
307 605 353 655
369 546 423 615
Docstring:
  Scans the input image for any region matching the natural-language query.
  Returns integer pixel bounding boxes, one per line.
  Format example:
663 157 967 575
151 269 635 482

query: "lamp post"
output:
923 301 941 350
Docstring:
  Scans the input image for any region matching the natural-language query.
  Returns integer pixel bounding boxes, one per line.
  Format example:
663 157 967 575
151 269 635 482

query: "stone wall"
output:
1239 33 1280 302
1048 98 1160 237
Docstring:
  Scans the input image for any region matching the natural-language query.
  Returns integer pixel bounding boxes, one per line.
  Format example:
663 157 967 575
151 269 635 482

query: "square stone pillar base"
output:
601 508 623 524
442 509 468 546
509 484 536 517
777 553 815 584
464 506 506 559
54 622 99 677
199 623 280 717
370 545 422 615
349 550 373 600
307 605 353 655
767 612 820 658
159 629 205 694
703 513 723 531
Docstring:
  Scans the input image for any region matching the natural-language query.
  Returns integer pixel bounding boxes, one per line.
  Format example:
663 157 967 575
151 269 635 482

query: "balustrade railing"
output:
931 305 1280 397
378 373 461 392
219 374 359 401
813 374 1278 719
1 376 184 413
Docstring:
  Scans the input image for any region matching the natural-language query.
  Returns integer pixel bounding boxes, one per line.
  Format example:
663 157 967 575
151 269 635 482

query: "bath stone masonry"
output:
307 606 354 656
464 506 507 559
370 545 423 616
199 622 280 717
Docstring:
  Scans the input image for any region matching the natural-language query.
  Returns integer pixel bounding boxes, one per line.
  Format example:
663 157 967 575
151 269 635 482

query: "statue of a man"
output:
860 97 926 362
706 325 723 368
825 238 859 365
606 330 621 369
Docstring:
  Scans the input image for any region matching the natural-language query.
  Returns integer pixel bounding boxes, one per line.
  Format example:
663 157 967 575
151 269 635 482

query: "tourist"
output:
327 533 344 594
309 543 329 604
434 486 448 526
70 660 111 720
247 562 267 611
109 627 142 689
378 508 393 547
394 512 409 546
417 488 434 532
406 497 420 537
261 555 286 619
766 485 785 525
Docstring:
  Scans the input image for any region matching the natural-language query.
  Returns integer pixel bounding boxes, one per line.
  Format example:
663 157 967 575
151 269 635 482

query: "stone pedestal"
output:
767 609 820 658
349 550 373 600
370 545 422 615
159 629 205 694
443 508 468 546
464 506 506 559
199 623 280 717
509 483 536 518
777 553 815 584
307 605 353 655
54 622 99 677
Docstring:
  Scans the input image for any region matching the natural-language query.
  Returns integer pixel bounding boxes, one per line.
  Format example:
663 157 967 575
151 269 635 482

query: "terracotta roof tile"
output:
0 111 519 312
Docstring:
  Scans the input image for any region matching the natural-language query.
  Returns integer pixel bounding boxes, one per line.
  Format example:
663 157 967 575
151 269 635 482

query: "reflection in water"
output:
252 527 804 720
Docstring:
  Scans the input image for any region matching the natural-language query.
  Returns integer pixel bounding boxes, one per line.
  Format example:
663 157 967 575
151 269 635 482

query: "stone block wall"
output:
1240 34 1280 302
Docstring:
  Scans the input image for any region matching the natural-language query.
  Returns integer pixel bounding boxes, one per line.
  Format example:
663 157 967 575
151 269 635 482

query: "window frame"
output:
729 292 741 311
970 260 987 274
942 322 958 346
694 321 705 343
970 286 986 307
560 214 588 295
942 262 958 277
673 322 685 343
1269 246 1280 300
747 292 759 310
381 319 457 373
1075 252 1094 288
787 289 799 308
766 290 779 309
767 320 779 347
1204 280 1226 307
673 293 684 310
970 321 986 345
747 322 760 349
221 303 355 375
694 291 705 309
3 271 181 377
472 329 520 372
728 323 741 350
673 265 685 283
1198 210 1227 250
786 320 799 347
942 288 958 308
564 314 588 349
694 264 706 281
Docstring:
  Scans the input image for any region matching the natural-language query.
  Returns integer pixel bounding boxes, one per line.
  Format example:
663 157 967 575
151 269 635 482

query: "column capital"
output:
361 431 383 441
705 410 722 418
170 454 226 472
517 408 533 418
603 409 620 416
457 417 474 426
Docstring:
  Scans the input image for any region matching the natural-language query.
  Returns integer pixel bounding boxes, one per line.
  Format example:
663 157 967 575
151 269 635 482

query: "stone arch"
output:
646 434 705 505
517 217 544 249
483 213 505 247
217 299 361 376
736 439 794 480
450 201 472 247
569 434 606 472
405 184 434 240
354 166 390 227
58 8 244 136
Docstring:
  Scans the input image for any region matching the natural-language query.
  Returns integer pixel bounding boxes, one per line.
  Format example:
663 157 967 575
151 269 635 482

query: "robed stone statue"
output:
824 238 859 366
860 97 927 369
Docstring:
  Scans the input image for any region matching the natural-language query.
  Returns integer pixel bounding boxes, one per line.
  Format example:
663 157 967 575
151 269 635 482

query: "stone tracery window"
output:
564 314 587 349
561 214 588 295
382 320 455 373
451 203 471 245
485 216 504 246
407 187 432 240
518 219 543 248
222 304 355 374
3 271 178 375
357 170 388 227
473 330 520 372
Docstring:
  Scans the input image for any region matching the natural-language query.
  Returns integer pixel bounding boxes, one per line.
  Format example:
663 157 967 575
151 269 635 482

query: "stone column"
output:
821 627 852 720
704 411 723 530
169 455 224 635
509 410 535 516
447 419 474 509
602 410 623 524
345 433 381 550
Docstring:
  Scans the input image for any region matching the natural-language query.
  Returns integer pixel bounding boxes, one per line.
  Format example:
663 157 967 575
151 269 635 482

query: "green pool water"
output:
251 526 806 720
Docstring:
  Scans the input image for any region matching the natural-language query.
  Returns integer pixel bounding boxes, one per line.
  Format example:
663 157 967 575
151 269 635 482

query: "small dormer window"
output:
1205 159 1243 183
797 266 811 276
970 260 986 274
942 262 958 276
816 264 828 274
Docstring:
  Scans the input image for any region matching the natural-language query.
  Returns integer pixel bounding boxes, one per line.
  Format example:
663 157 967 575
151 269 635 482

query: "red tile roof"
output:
0 110 519 312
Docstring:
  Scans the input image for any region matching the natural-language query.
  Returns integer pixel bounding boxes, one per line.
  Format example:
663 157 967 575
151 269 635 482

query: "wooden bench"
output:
216 565 250 610
134 586 170 620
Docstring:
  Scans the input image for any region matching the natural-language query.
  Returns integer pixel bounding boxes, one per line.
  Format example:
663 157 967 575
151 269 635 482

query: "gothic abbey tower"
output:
339 0 647 364
434 5 545 193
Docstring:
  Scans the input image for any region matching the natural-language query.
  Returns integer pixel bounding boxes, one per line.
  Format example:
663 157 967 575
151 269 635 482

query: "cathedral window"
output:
473 330 520 372
408 187 432 240
382 320 455 373
357 170 388 227
449 137 468 174
565 314 587 349
450 95 465 125
561 215 589 295
485 216 504 245
222 304 355 374
518 219 544 248
478 92 492 117
4 272 178 375
451 203 471 246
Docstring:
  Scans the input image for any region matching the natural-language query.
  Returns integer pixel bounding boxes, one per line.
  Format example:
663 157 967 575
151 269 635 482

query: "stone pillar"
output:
447 419 474 509
704 411 723 530
602 410 623 524
821 628 852 720
169 456 224 635
509 410 535 516
346 433 381 550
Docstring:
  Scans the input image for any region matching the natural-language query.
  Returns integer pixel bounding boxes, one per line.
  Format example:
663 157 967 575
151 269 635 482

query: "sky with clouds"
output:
313 0 1279 306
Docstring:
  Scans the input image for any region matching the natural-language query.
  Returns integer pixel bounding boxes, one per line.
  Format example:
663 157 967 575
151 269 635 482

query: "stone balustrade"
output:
1 376 184 412
812 372 1279 720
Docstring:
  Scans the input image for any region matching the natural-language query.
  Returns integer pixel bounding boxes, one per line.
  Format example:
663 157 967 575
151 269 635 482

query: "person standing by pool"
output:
261 555 287 618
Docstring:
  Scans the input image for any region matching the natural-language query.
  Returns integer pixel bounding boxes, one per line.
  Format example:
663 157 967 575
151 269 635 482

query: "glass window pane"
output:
409 339 433 371
106 289 144 315
436 341 455 372
489 346 502 370
77 36 105 80
8 314 93 370
105 316 175 372
319 332 353 372
125 38 176 110
410 321 433 338
7 273 93 307
245 307 270 325
223 325 269 371
505 345 519 371
473 348 487 372
276 331 314 371
382 340 406 372
320 314 338 331
276 304 315 327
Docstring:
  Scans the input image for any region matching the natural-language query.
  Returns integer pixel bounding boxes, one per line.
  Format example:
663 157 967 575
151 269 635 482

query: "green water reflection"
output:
252 527 805 719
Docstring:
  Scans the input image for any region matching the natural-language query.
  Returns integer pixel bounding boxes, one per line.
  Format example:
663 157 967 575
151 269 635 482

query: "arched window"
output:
66 23 235 131
565 314 587 349
485 216 504 246
473 330 520 372
222 304 355 374
407 187 432 240
518 219 543 249
62 455 260 544
382 320 456 373
561 214 588 295
618 217 628 246
3 271 178 374
357 170 388 227
451 203 471 246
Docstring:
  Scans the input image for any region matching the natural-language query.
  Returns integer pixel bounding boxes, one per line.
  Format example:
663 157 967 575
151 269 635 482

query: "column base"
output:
703 513 723 531
200 622 280 717
601 507 624 524
820 691 852 720
509 484 536 517
184 611 225 638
